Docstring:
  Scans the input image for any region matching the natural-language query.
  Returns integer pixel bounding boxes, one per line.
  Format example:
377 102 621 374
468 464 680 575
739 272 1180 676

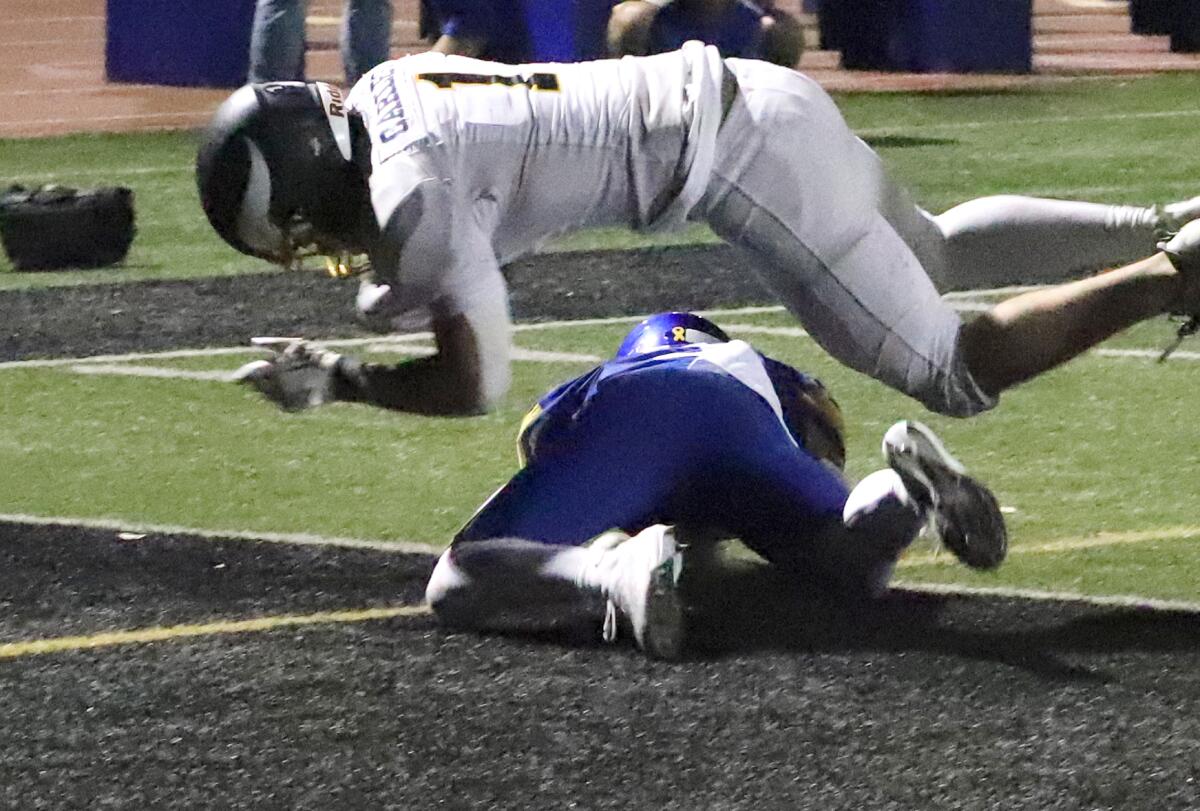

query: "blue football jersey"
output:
519 340 823 465
461 339 849 548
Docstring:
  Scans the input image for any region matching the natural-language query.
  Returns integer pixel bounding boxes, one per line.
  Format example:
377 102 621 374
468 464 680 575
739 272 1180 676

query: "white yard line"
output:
896 581 1200 615
1095 348 1200 361
13 164 192 181
514 305 788 333
0 334 431 371
511 347 603 363
856 108 1200 139
4 293 1190 375
4 512 1200 615
363 345 604 364
899 525 1200 568
942 285 1046 299
717 323 810 337
69 364 235 381
0 512 442 555
63 346 603 380
2 345 272 370
2 298 1021 373
11 516 1194 562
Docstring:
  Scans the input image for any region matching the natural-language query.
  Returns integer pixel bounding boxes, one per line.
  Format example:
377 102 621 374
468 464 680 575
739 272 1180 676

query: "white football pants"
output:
700 58 1165 416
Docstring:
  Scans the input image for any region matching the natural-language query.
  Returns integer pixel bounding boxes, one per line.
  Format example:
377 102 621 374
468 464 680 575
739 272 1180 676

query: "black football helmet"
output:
195 81 373 270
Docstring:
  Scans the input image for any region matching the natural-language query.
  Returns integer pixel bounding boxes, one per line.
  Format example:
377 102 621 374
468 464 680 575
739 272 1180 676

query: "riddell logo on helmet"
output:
314 82 353 161
325 85 345 118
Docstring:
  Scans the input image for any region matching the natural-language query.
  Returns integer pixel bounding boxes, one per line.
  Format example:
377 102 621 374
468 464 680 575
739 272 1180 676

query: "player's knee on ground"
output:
425 547 472 625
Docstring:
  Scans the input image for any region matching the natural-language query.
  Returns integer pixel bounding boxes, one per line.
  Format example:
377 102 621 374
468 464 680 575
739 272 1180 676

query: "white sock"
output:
542 534 627 592
844 469 921 528
842 469 925 595
934 195 1163 288
426 538 613 631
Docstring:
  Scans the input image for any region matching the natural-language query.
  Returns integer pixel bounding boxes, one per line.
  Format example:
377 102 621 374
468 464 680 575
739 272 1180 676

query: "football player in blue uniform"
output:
424 312 1006 660
422 0 526 64
609 0 805 67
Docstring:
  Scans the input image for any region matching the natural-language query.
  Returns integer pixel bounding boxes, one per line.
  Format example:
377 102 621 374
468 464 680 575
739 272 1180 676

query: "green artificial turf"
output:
4 74 1199 604
2 311 1198 602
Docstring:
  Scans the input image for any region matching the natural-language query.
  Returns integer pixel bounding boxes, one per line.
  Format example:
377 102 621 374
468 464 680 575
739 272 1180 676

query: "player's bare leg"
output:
960 248 1193 397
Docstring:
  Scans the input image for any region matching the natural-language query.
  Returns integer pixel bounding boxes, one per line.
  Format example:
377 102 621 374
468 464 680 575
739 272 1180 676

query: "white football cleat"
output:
597 524 685 660
882 420 1007 571
1160 217 1200 272
229 358 273 383
1157 220 1200 360
1161 194 1200 234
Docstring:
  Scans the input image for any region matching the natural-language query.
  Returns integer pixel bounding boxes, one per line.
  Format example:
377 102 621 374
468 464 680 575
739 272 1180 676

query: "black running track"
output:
4 247 1200 809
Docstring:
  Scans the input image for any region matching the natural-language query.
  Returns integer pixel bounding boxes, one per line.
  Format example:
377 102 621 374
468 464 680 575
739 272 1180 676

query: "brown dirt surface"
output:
3 0 1198 137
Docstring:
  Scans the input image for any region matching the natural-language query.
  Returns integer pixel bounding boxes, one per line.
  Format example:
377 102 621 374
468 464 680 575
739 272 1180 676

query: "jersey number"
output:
415 72 561 92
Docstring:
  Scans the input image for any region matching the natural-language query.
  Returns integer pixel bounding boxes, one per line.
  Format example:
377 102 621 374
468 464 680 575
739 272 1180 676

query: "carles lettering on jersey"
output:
370 70 409 144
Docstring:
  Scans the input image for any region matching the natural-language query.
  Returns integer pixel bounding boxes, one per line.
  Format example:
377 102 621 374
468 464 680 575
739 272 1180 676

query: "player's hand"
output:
355 276 408 333
230 337 344 412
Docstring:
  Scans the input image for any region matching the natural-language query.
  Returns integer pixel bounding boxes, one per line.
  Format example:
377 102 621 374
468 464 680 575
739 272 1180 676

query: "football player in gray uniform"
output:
196 44 1200 421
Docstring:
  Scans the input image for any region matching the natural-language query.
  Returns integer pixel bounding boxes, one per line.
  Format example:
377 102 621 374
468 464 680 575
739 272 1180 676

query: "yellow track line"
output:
4 527 1199 659
0 604 430 660
898 525 1200 568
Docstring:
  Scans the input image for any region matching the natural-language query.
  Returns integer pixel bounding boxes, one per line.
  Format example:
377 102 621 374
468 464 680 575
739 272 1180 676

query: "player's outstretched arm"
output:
333 300 511 415
232 286 512 416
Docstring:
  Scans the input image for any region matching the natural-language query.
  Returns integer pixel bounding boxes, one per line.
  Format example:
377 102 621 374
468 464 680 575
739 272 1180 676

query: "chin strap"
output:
323 253 371 278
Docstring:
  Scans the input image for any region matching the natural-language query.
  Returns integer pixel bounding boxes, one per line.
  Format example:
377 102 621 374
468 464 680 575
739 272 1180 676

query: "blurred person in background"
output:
609 0 805 67
249 0 394 86
421 0 804 67
419 0 524 62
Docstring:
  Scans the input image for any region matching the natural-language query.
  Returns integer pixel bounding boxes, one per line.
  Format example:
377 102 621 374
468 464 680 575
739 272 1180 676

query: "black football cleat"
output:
883 420 1007 571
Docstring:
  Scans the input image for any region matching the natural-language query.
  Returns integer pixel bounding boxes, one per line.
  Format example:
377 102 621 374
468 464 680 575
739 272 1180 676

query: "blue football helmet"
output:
615 312 731 359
